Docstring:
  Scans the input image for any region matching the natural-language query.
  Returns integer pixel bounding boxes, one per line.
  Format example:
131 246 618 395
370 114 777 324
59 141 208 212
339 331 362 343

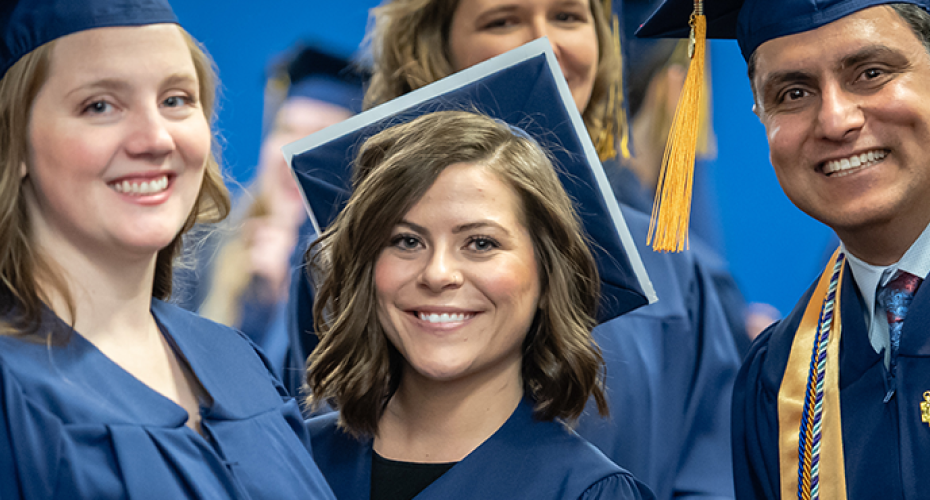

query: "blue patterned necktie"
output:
877 271 922 376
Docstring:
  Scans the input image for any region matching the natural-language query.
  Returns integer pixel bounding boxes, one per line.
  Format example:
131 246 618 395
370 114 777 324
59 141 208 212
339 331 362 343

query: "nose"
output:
816 81 864 142
528 16 550 41
528 17 560 55
124 104 176 160
527 18 571 83
417 246 463 292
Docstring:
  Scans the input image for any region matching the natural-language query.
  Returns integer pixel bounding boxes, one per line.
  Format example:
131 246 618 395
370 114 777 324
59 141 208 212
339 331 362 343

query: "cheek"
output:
481 259 540 307
452 42 502 72
29 121 95 177
448 27 522 72
374 253 405 302
763 117 800 167
876 83 930 132
178 116 213 170
576 31 599 75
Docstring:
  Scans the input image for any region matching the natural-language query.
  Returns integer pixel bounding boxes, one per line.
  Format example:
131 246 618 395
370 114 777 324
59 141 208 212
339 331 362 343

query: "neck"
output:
374 363 523 463
836 215 930 266
39 242 158 344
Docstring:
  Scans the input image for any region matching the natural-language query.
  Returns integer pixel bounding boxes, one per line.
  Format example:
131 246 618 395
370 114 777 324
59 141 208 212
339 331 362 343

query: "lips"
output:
416 311 475 324
108 174 172 196
822 149 888 177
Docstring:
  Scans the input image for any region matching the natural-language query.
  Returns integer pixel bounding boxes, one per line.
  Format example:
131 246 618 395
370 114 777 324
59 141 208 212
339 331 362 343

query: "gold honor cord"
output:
647 0 705 253
777 247 848 500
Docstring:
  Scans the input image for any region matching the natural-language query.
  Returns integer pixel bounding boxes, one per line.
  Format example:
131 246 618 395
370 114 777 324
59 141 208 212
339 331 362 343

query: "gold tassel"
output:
647 0 705 253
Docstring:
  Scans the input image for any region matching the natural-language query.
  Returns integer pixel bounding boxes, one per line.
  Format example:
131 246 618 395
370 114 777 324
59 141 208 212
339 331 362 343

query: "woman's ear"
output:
20 162 27 179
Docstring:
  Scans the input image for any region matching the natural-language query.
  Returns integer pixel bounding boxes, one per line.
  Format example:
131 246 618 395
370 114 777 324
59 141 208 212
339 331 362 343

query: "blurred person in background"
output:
183 44 362 381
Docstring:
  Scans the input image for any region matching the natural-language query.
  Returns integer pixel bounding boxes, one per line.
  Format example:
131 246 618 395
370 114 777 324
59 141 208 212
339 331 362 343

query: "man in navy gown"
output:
640 0 930 498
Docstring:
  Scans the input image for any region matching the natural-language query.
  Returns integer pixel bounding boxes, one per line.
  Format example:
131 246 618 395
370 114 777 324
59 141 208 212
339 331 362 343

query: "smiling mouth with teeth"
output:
110 175 170 195
417 311 474 324
822 150 887 177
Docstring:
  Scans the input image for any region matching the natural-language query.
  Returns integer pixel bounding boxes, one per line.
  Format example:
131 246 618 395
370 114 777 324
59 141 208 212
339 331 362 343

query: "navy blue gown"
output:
308 398 656 500
288 206 740 499
0 299 335 500
732 265 930 500
574 206 739 500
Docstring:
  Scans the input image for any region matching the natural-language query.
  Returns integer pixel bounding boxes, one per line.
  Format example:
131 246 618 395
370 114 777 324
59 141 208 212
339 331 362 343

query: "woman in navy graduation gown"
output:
303 111 654 500
286 0 739 497
0 1 335 498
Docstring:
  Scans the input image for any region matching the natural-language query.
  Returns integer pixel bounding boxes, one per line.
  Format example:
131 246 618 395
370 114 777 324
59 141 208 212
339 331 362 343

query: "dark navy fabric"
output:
636 0 930 61
575 206 740 500
0 299 335 500
604 157 750 357
732 265 930 500
308 398 656 500
1 0 177 77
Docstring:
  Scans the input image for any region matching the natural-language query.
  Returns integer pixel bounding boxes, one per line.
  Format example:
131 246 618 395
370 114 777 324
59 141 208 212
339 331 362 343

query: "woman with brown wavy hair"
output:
305 110 653 500
0 0 335 498
298 1 740 498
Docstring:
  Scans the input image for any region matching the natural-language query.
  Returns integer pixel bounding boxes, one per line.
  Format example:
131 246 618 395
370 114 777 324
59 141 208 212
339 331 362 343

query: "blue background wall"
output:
173 1 834 318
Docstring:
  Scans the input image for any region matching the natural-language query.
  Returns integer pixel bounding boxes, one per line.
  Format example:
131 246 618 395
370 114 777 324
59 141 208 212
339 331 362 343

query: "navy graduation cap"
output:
272 44 364 113
1 0 176 78
637 0 930 61
283 38 656 323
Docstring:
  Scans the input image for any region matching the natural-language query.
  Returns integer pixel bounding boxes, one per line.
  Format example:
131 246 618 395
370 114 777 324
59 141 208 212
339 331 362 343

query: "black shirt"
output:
370 451 456 500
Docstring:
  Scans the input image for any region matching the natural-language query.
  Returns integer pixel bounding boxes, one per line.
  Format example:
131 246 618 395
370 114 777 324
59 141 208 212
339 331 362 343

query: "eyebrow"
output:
67 78 131 98
836 44 908 71
161 73 200 89
66 73 198 99
473 4 519 22
396 220 513 237
473 0 587 21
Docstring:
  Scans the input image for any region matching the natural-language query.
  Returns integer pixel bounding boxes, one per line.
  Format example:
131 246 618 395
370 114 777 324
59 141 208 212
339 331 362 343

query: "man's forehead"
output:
753 6 916 78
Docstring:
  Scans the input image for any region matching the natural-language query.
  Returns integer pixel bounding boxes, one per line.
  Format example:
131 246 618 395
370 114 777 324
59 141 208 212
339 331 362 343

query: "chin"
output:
116 228 185 256
410 362 471 383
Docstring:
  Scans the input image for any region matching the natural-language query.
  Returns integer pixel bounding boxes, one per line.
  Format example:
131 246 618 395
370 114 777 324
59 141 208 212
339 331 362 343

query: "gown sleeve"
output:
731 326 782 500
579 473 658 500
0 360 62 498
671 256 741 499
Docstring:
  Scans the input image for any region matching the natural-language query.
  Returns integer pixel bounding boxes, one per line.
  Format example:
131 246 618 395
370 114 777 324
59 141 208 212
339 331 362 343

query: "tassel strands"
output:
647 0 705 252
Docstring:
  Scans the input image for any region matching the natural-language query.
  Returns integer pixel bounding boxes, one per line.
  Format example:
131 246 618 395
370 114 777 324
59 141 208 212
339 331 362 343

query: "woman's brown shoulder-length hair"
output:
306 110 608 437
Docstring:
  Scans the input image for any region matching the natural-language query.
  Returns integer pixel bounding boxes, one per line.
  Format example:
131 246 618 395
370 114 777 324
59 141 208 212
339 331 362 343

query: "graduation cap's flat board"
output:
283 38 656 322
